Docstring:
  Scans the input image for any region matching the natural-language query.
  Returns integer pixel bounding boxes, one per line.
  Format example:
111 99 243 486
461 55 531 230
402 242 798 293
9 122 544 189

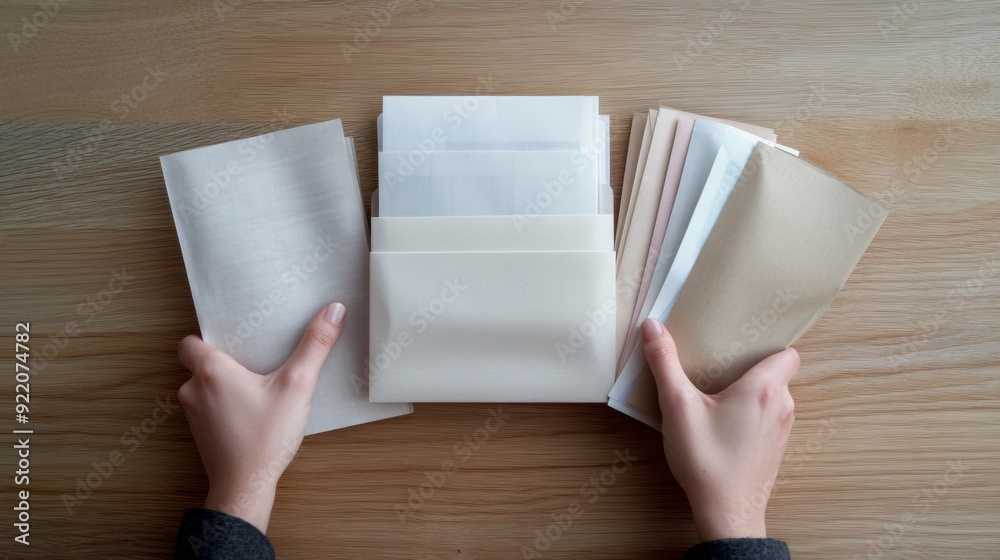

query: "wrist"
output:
205 480 277 534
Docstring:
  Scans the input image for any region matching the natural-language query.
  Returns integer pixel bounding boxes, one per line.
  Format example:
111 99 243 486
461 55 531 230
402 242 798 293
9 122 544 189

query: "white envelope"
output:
368 195 616 403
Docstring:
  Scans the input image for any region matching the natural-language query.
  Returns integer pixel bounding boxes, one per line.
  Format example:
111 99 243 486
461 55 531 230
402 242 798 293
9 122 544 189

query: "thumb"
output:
735 347 801 391
278 302 347 389
640 319 697 410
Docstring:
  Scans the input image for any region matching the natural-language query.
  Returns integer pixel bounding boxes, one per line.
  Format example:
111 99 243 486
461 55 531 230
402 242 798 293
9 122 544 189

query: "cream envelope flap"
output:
369 214 615 403
372 215 612 253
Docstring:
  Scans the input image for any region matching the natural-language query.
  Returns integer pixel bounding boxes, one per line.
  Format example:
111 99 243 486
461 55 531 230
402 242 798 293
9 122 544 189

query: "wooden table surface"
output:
1 1 998 558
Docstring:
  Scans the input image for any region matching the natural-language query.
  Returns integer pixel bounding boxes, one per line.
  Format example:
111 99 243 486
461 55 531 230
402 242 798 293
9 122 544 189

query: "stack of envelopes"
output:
369 96 618 403
608 108 887 430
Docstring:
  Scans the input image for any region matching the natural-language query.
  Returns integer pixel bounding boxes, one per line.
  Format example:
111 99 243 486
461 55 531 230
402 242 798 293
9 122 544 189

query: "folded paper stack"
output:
161 120 412 435
368 96 618 402
608 107 886 430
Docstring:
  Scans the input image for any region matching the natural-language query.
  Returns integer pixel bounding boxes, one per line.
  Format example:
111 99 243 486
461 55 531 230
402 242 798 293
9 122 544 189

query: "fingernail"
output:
640 318 662 341
324 302 346 326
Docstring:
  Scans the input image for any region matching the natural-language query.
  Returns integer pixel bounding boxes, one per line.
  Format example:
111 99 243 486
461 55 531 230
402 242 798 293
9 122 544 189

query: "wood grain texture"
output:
1 1 998 558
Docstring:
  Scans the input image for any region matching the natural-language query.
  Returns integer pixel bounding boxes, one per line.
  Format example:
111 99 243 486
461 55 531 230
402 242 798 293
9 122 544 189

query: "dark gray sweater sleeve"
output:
683 537 790 559
173 507 275 560
171 507 787 559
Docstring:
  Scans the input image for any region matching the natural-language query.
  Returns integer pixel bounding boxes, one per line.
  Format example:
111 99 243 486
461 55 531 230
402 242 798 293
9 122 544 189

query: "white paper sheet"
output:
382 96 599 152
161 119 412 435
377 150 599 217
645 124 769 325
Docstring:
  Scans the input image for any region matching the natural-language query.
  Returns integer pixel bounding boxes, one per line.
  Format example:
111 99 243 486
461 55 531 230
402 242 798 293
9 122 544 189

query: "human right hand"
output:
640 318 800 542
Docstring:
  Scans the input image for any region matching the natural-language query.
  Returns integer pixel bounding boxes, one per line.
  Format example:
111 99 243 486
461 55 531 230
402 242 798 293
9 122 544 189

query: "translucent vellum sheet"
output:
382 96 599 152
378 150 599 217
161 119 412 435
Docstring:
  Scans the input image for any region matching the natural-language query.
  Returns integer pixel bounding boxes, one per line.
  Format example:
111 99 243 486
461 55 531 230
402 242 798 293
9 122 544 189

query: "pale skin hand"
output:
640 318 799 542
177 302 347 533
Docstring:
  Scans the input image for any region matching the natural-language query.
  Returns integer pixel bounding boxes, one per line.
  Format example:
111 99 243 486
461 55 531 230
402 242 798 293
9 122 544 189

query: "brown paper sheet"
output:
615 113 649 251
616 109 657 270
627 144 887 422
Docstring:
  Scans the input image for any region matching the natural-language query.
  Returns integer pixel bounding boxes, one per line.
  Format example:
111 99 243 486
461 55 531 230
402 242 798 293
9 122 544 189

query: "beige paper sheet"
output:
616 109 656 270
614 109 777 366
626 144 887 425
614 108 681 355
615 113 648 251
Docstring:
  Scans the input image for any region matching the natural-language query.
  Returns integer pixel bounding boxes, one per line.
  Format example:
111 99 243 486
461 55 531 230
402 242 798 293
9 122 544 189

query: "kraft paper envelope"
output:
368 212 616 403
382 96 598 152
160 120 412 435
617 109 657 269
617 121 794 372
615 113 648 251
609 144 887 429
614 112 777 368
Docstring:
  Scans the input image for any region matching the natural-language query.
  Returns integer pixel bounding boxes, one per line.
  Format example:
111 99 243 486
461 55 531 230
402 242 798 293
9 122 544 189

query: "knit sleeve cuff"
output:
173 507 275 560
683 537 790 560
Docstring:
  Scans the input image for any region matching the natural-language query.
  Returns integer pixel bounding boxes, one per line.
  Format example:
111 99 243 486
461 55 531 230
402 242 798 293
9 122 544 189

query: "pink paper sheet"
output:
617 118 693 371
